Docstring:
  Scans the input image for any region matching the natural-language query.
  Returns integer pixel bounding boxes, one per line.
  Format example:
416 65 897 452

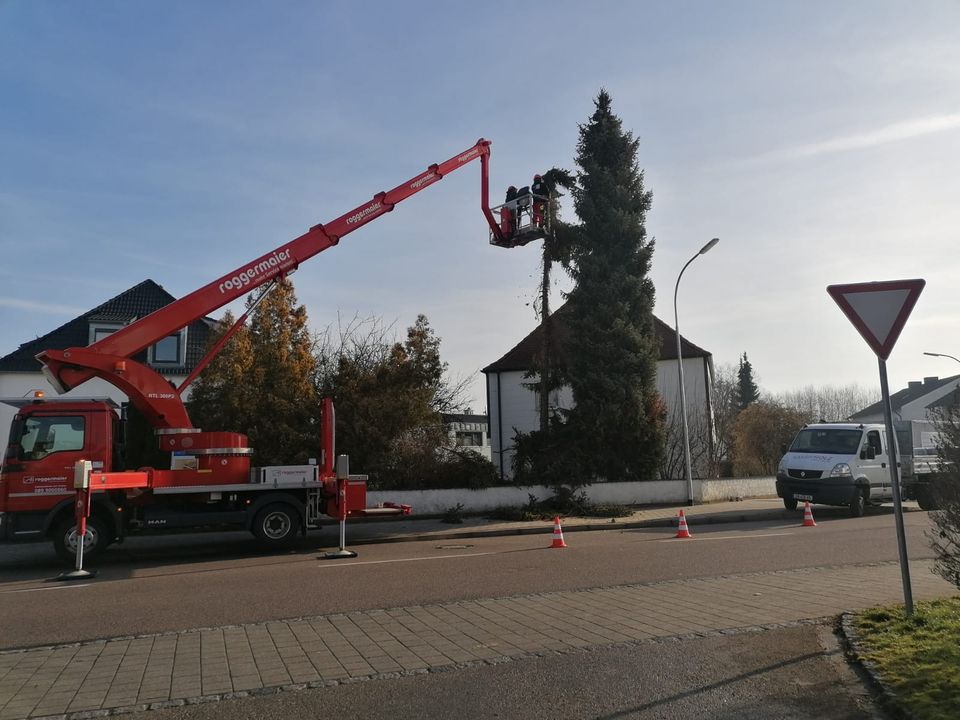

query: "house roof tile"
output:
482 303 710 374
0 280 213 373
850 374 960 418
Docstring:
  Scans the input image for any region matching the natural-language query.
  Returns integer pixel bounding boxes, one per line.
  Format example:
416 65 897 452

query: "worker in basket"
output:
531 173 549 228
513 184 532 230
500 185 518 237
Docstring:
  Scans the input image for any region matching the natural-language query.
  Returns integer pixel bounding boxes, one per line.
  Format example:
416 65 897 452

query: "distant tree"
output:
736 353 760 411
772 384 879 422
709 362 740 476
732 401 807 476
561 89 663 483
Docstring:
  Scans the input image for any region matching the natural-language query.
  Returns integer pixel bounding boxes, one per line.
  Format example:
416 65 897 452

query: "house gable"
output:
0 280 213 374
482 303 710 375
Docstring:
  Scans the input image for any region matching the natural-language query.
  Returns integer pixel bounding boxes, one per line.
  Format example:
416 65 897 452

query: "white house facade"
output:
483 305 714 481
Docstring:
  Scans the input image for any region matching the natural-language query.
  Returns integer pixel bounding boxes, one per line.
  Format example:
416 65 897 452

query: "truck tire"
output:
783 498 799 511
848 488 867 518
916 489 938 511
52 515 110 565
252 503 300 548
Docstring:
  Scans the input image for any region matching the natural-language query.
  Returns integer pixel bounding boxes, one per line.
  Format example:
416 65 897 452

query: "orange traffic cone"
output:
802 502 817 527
550 516 567 548
675 509 692 539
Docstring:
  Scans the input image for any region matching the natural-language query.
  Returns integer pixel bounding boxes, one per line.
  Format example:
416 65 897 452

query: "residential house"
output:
482 304 714 480
441 413 492 462
849 374 960 449
0 280 214 433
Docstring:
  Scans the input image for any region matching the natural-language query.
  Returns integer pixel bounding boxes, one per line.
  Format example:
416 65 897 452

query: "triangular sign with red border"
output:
827 279 925 360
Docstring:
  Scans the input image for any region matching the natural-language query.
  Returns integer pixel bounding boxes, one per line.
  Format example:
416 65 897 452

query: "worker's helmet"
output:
534 174 542 180
508 185 517 191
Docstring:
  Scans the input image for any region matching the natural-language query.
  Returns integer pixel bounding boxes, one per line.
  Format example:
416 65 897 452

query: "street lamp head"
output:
699 237 720 255
924 351 960 364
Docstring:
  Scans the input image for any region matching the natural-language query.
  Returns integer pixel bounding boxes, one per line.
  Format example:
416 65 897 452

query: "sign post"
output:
827 279 924 615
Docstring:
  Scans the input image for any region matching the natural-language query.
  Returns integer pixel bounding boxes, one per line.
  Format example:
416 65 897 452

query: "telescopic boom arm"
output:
38 140 504 429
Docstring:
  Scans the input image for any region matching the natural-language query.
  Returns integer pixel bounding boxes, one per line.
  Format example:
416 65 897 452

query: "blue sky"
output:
2 1 959 409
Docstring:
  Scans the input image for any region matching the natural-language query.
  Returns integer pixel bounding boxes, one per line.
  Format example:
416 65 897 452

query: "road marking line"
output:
2 584 92 593
658 532 795 543
318 551 497 568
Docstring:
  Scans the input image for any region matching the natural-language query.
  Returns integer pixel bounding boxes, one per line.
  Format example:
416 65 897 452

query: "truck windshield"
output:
789 428 862 454
15 415 85 461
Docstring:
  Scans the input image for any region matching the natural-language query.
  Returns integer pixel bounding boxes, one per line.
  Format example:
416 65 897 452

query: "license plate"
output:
793 493 813 501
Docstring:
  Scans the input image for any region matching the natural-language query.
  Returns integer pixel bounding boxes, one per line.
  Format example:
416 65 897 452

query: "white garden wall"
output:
369 476 776 515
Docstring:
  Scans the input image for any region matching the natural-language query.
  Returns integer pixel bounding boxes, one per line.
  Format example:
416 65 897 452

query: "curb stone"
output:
839 612 914 720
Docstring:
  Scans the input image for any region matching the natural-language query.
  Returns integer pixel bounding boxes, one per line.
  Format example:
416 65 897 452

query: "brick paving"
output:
0 559 954 719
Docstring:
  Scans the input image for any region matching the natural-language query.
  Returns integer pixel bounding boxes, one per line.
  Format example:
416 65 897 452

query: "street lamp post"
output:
674 238 719 506
923 351 960 365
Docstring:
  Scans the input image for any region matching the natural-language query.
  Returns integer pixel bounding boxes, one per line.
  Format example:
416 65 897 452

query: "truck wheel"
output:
848 489 867 518
783 498 799 511
252 503 300 547
52 515 110 565
916 489 938 511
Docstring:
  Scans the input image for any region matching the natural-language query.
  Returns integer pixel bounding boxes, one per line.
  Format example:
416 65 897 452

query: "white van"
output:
776 423 898 517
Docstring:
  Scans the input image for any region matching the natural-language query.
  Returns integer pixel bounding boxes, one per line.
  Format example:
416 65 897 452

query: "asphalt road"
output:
0 508 939 651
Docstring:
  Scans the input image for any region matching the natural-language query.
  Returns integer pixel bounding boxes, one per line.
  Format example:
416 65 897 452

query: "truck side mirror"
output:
860 447 875 460
780 444 787 454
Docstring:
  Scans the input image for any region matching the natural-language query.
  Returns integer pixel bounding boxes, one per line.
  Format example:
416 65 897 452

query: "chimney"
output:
924 376 939 386
908 381 922 390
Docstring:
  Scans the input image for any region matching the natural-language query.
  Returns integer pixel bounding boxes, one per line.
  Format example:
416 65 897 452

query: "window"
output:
867 430 883 455
151 333 182 364
789 428 862 454
16 415 85 461
88 323 123 345
456 431 484 447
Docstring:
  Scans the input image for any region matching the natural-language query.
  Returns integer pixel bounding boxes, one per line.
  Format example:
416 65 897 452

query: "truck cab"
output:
0 396 120 547
776 423 897 517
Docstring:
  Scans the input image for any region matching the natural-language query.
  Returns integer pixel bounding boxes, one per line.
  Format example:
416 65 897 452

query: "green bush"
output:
368 425 502 491
487 490 632 521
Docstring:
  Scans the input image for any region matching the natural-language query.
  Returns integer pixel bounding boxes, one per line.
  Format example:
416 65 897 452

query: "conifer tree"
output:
187 279 318 466
562 90 663 482
736 352 760 411
245 278 318 465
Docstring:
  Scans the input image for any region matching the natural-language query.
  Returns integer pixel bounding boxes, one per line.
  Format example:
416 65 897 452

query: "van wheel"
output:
52 515 110 565
848 489 867 518
783 498 798 511
252 503 300 548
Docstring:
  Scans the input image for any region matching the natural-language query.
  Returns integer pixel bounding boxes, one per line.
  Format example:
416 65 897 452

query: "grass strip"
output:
853 597 960 720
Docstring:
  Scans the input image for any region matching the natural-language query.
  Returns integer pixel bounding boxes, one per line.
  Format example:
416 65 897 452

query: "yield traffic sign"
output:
827 279 925 360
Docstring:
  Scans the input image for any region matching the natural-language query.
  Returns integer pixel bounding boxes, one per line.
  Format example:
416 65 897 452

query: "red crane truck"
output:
0 139 540 563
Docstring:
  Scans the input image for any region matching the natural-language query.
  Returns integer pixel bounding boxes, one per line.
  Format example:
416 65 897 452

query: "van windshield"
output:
789 428 862 454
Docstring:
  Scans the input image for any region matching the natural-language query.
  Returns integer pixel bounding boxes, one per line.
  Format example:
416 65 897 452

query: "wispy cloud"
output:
0 298 81 315
761 112 960 161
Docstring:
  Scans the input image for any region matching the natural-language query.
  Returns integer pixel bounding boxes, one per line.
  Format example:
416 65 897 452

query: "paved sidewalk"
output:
0 559 953 719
